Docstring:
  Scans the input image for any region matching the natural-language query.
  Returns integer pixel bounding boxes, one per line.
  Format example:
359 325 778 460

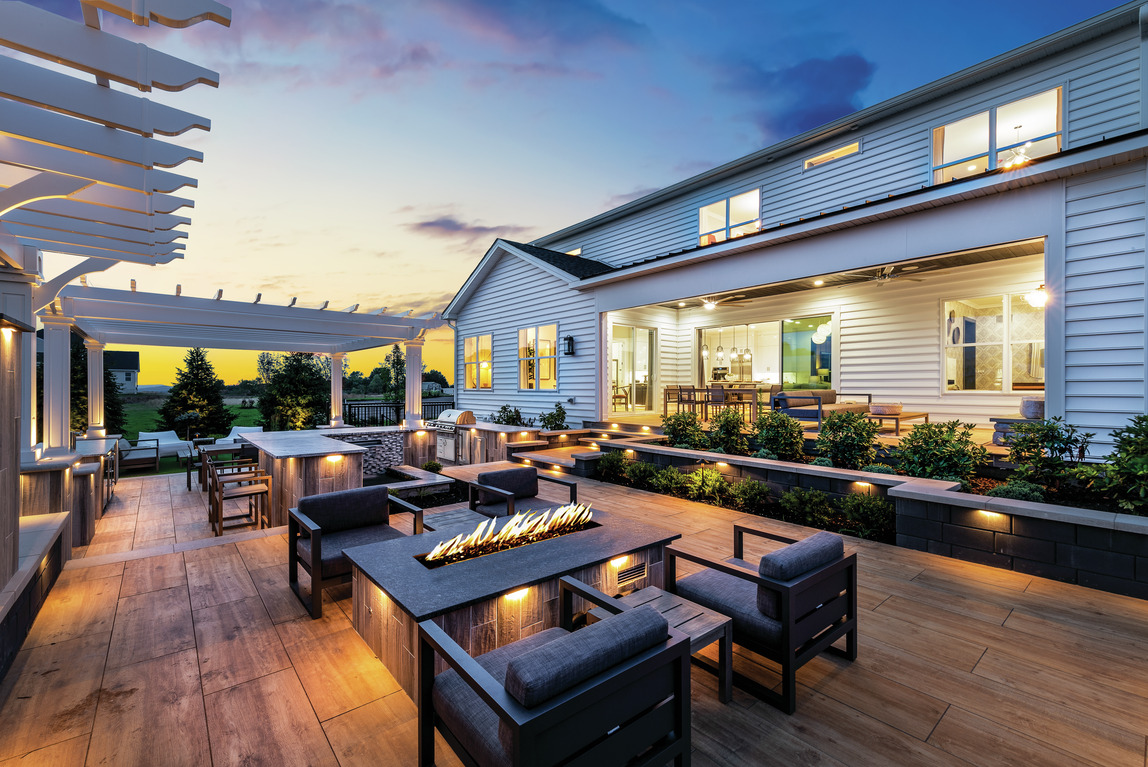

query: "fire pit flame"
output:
424 504 593 566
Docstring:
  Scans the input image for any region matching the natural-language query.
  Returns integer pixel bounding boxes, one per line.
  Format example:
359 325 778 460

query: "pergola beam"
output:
20 199 190 231
83 0 233 29
0 137 198 193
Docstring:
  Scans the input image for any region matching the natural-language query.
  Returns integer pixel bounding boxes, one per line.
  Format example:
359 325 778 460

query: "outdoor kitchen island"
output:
344 510 679 698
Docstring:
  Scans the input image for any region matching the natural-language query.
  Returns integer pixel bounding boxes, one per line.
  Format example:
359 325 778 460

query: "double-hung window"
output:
932 88 1062 184
463 335 492 389
518 324 557 389
698 189 760 246
944 293 1045 392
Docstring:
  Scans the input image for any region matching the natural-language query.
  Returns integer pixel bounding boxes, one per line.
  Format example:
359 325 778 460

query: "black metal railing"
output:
343 399 454 427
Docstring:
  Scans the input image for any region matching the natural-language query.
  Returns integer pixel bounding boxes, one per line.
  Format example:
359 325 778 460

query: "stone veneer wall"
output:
334 433 405 475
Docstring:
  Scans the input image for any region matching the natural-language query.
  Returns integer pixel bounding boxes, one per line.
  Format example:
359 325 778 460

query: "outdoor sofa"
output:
137 430 193 459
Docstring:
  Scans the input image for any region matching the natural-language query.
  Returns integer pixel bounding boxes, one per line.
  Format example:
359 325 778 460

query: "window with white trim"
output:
932 88 1062 184
803 141 860 170
944 293 1044 392
463 335 492 389
518 324 557 389
698 189 760 246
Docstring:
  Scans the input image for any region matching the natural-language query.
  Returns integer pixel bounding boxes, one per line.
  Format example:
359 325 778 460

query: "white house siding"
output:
538 26 1139 270
1063 162 1148 451
452 254 598 425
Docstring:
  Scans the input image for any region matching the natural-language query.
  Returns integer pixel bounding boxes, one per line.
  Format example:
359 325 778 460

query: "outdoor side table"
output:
588 585 733 703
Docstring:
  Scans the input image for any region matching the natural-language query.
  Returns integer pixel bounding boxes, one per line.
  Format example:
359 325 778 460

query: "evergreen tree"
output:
103 370 126 436
66 333 126 435
423 368 449 388
258 352 329 430
157 347 235 438
366 364 391 395
385 344 405 394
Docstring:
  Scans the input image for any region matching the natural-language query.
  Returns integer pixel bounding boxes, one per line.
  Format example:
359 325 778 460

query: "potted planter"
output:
869 402 903 415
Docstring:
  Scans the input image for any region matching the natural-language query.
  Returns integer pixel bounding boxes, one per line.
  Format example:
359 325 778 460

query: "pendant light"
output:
742 324 752 362
716 328 725 363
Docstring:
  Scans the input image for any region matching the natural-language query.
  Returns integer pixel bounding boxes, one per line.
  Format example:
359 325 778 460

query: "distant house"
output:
104 351 140 394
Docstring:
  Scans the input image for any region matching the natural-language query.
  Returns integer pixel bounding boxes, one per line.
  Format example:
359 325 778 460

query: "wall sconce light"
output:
416 430 427 436
0 314 34 335
505 587 529 601
1025 284 1047 308
563 335 575 356
611 556 629 568
325 454 343 463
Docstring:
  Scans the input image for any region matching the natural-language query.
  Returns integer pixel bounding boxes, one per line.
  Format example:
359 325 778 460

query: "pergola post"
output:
84 338 106 437
329 351 345 427
40 315 74 455
404 338 424 427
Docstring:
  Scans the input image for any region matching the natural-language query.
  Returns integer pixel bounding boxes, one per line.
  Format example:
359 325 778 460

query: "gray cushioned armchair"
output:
418 576 691 767
467 466 578 518
666 526 857 714
288 485 423 619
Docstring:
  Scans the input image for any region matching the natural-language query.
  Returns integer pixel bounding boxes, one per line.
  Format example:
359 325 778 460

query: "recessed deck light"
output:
813 279 824 286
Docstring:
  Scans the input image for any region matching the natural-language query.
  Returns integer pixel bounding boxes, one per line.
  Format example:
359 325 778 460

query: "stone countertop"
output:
464 421 541 434
241 430 367 460
345 510 679 622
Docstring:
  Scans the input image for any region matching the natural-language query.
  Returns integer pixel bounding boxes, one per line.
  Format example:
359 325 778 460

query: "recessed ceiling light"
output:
813 279 824 286
967 164 977 171
678 302 686 307
903 265 919 271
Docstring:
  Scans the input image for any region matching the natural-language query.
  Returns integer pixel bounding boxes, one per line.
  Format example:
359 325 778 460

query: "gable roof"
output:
103 351 139 371
443 239 613 319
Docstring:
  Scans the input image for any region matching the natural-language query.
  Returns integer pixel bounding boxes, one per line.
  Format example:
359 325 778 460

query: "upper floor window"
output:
932 88 1062 184
463 335 492 389
804 141 860 170
518 324 557 389
699 189 760 246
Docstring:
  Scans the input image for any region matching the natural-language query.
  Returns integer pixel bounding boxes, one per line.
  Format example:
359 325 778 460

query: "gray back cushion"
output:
476 467 538 505
757 531 844 618
503 605 668 709
297 485 390 533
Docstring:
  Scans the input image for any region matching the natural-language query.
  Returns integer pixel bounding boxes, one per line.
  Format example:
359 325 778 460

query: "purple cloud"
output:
716 54 876 142
406 216 531 244
430 0 648 52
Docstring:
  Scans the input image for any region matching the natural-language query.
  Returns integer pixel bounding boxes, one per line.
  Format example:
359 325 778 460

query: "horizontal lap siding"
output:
1063 164 1148 451
607 305 691 410
667 256 1045 426
538 28 1139 271
454 256 598 425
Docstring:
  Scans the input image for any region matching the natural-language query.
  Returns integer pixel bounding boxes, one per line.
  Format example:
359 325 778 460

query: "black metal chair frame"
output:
772 392 873 428
118 438 159 473
666 525 857 714
467 472 578 517
287 492 423 619
417 576 691 767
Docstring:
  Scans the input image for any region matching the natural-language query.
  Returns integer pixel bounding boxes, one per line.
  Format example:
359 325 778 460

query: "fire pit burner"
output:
417 504 595 568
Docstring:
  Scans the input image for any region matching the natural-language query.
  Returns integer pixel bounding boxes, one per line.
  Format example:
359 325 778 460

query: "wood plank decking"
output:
1 469 1146 765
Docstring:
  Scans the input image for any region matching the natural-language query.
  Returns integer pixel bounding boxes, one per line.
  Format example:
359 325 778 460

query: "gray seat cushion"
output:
504 605 668 708
297 485 390 533
757 531 843 618
476 467 538 505
434 628 567 767
472 499 550 518
677 568 782 649
296 523 405 579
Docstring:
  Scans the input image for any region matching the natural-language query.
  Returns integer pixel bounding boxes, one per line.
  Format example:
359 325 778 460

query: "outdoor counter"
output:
241 430 366 527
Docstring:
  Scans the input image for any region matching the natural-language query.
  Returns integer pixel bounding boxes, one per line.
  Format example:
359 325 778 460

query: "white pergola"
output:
41 284 443 436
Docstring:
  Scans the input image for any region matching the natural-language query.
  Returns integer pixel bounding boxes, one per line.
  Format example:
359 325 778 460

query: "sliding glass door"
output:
697 315 832 389
610 325 655 412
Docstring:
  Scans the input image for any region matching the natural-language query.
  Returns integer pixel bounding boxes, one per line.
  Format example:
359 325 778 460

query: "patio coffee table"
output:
864 410 929 435
588 585 732 703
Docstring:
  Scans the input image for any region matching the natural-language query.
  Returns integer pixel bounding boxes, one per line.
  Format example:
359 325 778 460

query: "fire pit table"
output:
344 509 679 698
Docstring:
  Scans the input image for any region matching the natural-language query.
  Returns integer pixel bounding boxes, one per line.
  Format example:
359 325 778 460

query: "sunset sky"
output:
37 0 1119 385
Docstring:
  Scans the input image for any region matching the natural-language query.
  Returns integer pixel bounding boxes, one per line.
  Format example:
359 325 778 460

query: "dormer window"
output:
932 88 1062 184
699 189 760 246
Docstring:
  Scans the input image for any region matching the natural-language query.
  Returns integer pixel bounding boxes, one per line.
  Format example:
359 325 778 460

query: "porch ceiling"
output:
658 237 1044 309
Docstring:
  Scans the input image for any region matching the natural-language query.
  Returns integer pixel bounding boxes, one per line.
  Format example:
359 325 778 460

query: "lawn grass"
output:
120 396 261 441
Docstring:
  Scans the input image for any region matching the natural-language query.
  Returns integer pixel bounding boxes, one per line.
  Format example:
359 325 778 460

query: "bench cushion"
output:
433 628 567 767
504 605 668 708
757 531 844 618
295 523 405 579
297 485 390 533
476 467 538 505
677 568 782 648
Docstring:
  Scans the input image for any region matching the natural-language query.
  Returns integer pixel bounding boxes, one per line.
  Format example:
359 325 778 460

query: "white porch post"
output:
20 317 37 462
404 338 424 427
85 338 105 437
329 352 345 427
40 315 74 455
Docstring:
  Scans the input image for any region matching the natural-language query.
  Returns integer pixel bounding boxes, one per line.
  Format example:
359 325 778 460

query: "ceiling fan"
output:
842 264 942 286
698 294 748 310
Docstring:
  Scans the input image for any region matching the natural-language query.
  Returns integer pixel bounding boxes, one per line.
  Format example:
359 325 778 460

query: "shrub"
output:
895 421 987 483
811 457 833 467
730 480 772 516
835 494 895 543
815 412 880 470
538 402 569 431
661 411 709 450
682 468 732 505
489 405 535 427
776 488 834 528
1006 417 1094 491
1096 414 1148 513
595 450 628 484
650 467 688 496
753 410 805 462
421 460 443 473
708 407 749 455
752 448 779 460
861 463 896 474
623 460 661 491
985 480 1045 503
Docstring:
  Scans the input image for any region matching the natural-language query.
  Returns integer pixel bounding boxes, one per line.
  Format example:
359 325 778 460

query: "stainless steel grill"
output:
429 410 476 461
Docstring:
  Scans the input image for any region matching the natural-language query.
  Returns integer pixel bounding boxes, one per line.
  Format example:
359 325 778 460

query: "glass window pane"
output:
729 221 760 239
699 200 726 234
945 297 1004 345
518 328 532 359
465 363 477 389
464 336 476 365
938 111 989 165
700 230 727 246
728 190 759 227
997 135 1060 168
750 321 780 384
945 346 1002 391
479 363 491 389
996 89 1059 148
936 156 988 183
519 359 534 389
1011 343 1045 389
478 334 491 360
782 315 831 388
1010 294 1045 342
538 324 557 355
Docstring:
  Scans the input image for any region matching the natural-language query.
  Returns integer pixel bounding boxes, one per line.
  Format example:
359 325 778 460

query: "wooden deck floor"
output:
3 469 1147 765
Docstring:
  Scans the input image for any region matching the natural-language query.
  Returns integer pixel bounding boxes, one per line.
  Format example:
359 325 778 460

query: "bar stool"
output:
207 455 271 535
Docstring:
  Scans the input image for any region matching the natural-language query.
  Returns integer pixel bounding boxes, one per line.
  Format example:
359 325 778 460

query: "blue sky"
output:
34 0 1125 382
